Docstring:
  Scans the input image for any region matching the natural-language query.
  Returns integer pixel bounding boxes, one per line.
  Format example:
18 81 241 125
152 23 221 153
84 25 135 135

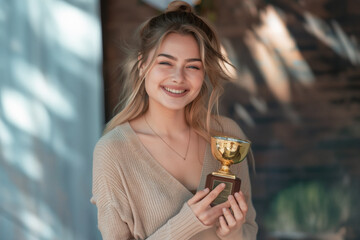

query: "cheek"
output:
194 76 205 91
144 78 153 95
190 81 204 102
144 70 159 88
187 71 204 87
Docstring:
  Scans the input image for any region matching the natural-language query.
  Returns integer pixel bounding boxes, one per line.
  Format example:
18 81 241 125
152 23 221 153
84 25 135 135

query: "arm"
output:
149 183 234 240
91 140 135 240
92 138 224 240
92 191 209 240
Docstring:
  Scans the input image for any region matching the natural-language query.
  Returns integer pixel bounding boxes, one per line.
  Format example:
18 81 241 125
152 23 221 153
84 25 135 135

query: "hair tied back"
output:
165 1 193 13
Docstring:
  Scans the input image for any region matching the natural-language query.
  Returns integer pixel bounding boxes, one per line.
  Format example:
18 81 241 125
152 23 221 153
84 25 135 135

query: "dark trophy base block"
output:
205 173 241 206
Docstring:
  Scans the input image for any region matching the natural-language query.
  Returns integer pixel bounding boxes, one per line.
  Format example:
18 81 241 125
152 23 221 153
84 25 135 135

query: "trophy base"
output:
205 173 241 206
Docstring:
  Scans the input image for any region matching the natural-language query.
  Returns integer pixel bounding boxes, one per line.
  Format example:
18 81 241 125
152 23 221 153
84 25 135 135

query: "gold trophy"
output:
205 136 251 206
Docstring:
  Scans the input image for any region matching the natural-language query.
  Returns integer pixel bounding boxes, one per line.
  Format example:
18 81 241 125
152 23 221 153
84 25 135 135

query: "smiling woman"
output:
91 1 258 239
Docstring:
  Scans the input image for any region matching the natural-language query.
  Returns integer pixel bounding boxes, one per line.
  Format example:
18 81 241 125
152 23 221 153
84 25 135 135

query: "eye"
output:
159 61 172 66
187 65 200 70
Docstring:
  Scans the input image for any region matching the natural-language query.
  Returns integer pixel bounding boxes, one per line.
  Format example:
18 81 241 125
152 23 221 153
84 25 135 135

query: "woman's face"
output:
143 33 205 112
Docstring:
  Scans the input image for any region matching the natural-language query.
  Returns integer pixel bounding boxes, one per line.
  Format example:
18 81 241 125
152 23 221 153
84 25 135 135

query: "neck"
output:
144 106 188 136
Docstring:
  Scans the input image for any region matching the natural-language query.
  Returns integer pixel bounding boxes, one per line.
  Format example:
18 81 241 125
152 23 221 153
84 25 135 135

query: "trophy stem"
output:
212 164 236 179
219 165 230 174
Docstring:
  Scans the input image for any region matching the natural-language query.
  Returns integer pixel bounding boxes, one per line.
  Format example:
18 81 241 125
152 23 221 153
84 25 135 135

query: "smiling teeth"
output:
164 87 186 94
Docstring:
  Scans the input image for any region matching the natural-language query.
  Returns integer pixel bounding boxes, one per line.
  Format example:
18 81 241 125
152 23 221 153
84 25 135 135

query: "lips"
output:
161 86 188 97
164 87 186 94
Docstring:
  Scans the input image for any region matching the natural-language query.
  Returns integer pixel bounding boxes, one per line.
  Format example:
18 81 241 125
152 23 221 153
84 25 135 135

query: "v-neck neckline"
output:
124 121 211 195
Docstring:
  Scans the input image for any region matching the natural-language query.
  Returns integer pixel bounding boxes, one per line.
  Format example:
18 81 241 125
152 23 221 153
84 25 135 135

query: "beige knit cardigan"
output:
91 117 258 239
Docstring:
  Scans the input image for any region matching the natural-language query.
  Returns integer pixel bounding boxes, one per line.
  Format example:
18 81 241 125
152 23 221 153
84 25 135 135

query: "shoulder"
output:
95 123 124 148
211 115 247 139
96 122 132 148
93 122 133 168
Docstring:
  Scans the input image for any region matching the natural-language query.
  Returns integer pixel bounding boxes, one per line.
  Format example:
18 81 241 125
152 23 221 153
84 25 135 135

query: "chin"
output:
162 101 191 110
164 105 187 111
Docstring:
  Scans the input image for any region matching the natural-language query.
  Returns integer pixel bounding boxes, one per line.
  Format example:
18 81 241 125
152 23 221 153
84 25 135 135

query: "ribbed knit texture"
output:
91 116 258 240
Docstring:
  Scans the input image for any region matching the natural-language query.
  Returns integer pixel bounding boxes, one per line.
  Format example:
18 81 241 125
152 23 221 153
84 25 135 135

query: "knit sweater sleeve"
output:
217 117 258 240
91 138 132 239
91 134 209 240
146 203 210 240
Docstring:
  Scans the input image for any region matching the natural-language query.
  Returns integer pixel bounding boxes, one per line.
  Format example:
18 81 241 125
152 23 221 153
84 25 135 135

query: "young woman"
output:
91 1 258 239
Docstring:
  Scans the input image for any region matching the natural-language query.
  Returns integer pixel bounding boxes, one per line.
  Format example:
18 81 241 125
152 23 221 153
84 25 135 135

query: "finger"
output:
187 188 210 205
217 216 230 236
229 194 243 221
200 200 230 225
201 183 226 206
222 207 236 228
236 192 248 215
215 199 231 210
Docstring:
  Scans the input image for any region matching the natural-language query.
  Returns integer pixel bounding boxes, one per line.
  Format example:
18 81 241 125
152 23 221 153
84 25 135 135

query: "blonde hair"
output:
104 1 234 140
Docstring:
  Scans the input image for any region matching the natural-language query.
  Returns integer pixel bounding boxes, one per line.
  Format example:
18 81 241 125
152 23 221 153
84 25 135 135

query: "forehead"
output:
157 33 201 58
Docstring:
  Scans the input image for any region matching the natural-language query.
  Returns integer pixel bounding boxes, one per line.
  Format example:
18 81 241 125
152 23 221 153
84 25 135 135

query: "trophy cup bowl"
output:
205 136 251 206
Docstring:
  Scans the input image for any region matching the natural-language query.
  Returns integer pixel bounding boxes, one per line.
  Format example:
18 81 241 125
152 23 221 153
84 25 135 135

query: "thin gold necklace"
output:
144 116 191 161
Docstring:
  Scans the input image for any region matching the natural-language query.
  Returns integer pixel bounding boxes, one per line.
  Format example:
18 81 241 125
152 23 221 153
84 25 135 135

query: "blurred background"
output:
0 0 102 239
1 0 359 239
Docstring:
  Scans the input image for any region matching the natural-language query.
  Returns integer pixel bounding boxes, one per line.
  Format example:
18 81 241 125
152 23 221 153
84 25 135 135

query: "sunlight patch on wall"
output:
234 103 255 127
245 30 291 104
21 210 55 239
254 6 314 87
242 5 319 124
48 0 101 60
1 87 50 142
304 12 360 66
12 59 76 120
20 152 43 181
0 8 5 22
1 149 43 181
0 118 13 145
0 90 44 181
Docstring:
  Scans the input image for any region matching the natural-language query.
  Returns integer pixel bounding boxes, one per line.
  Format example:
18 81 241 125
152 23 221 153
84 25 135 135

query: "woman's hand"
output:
187 183 231 226
216 191 248 240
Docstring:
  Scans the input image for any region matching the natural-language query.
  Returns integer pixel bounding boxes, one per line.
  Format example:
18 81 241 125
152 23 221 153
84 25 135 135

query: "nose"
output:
171 68 185 83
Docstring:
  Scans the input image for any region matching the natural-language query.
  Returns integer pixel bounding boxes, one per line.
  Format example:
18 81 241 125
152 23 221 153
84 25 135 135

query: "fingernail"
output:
220 183 225 188
228 195 234 200
203 188 209 193
222 208 227 213
235 192 240 197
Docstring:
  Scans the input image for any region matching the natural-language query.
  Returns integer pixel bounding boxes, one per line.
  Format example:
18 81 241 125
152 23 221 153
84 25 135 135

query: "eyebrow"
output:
158 53 202 62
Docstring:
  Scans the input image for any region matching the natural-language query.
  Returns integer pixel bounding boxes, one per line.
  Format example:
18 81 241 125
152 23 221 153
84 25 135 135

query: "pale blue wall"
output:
0 0 103 239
